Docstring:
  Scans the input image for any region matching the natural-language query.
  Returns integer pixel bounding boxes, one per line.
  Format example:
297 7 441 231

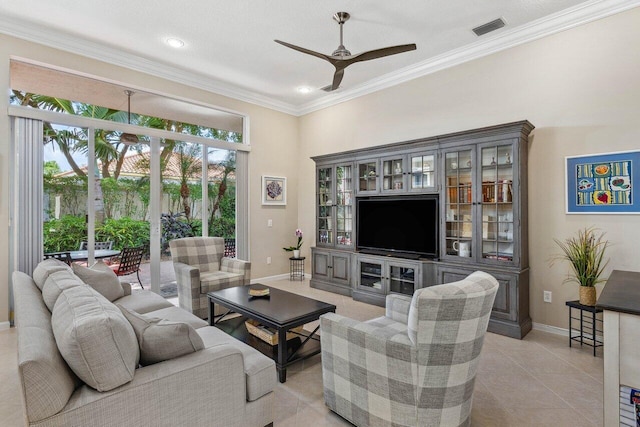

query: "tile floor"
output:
1 278 604 426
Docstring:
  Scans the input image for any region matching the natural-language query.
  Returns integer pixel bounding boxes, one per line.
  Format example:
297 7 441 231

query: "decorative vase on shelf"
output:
579 286 597 306
293 250 300 259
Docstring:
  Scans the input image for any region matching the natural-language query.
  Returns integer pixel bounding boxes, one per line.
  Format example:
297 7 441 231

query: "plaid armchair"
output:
169 237 251 319
320 271 499 427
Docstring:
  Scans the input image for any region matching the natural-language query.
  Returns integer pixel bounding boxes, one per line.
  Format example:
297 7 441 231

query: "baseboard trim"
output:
0 321 11 331
251 273 290 283
532 322 568 336
251 273 312 284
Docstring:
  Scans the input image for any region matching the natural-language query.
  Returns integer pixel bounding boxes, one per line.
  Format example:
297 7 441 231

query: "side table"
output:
289 257 305 281
565 300 603 356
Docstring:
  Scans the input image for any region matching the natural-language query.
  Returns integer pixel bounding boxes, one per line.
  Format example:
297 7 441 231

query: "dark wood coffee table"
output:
207 284 336 382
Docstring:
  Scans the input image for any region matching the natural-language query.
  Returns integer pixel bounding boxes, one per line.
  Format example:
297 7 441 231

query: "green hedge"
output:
44 216 150 253
44 214 233 254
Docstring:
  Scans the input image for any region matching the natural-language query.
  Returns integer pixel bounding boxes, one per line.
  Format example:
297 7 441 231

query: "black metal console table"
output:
565 300 603 357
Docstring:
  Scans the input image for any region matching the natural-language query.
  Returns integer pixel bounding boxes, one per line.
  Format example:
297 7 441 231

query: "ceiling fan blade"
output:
274 40 331 62
330 69 345 91
347 43 417 64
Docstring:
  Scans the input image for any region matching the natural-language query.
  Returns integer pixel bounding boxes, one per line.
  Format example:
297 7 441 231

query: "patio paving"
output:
124 259 177 296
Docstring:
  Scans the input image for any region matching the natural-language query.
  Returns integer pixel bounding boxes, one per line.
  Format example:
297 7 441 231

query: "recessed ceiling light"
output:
297 86 313 94
165 37 185 48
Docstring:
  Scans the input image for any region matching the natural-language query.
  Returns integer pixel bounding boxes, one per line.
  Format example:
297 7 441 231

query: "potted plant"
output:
552 227 609 306
283 229 303 258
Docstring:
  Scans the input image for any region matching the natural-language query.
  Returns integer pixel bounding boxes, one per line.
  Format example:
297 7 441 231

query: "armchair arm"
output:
320 312 414 351
172 261 201 312
221 257 251 284
120 282 132 296
57 345 253 426
385 293 412 324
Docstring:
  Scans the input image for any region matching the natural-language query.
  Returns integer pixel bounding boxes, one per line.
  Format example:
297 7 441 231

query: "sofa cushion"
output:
52 285 139 391
118 305 205 366
115 290 174 314
197 326 276 401
200 270 244 294
32 259 73 291
41 270 84 311
72 260 125 301
145 306 209 330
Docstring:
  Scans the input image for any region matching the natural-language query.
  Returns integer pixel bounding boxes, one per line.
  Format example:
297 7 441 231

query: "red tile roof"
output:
56 151 234 181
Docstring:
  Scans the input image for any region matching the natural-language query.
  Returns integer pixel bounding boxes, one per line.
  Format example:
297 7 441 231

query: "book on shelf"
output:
484 252 513 261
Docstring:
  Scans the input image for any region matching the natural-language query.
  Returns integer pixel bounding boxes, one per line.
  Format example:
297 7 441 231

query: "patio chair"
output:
320 271 499 427
43 251 73 265
110 246 145 289
169 237 251 319
79 241 114 250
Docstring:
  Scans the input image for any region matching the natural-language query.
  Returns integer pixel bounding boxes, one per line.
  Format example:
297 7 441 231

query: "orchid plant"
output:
283 229 303 252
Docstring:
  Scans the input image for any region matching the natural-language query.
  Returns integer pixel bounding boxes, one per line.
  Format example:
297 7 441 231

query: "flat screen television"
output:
356 195 439 259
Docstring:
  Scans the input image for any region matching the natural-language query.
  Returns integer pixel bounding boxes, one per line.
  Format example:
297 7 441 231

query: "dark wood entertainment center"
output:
310 121 534 339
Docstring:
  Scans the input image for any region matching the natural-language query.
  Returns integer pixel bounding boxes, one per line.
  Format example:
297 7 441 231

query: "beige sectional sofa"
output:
13 259 276 427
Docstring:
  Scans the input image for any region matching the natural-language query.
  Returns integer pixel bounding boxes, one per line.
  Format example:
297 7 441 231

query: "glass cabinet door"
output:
480 145 514 263
382 157 405 191
444 149 473 258
317 167 333 245
410 153 436 191
389 264 416 296
358 160 378 193
335 164 354 248
358 260 384 293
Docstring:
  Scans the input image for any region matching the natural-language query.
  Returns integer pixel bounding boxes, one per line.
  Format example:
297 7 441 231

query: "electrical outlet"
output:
543 291 552 303
267 219 272 227
266 257 271 264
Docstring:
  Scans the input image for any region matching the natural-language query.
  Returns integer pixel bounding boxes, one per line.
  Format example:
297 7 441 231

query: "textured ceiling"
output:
0 0 634 114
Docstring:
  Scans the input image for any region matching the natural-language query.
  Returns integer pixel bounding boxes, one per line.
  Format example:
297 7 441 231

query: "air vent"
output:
472 18 506 37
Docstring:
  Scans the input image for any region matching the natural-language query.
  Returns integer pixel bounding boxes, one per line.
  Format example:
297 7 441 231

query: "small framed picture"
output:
565 150 640 214
262 175 286 205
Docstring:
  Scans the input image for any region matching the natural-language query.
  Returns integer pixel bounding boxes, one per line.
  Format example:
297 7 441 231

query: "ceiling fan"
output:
275 12 417 92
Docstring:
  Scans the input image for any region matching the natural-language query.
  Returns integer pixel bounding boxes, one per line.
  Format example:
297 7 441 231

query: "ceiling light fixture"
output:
165 37 185 48
297 86 313 94
120 90 139 145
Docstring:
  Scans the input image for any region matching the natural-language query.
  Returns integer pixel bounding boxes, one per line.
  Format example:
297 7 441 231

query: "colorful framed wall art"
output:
565 150 639 214
261 175 286 205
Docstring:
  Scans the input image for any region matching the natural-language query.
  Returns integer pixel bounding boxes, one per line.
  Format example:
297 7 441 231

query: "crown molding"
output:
296 0 640 115
1 0 638 117
0 15 300 115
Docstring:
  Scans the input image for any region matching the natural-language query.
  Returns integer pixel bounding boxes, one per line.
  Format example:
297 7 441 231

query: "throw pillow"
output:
52 285 139 392
72 260 124 302
117 304 205 366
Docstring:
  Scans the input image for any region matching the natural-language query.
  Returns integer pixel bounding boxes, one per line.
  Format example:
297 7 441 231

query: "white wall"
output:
298 7 640 330
0 35 300 324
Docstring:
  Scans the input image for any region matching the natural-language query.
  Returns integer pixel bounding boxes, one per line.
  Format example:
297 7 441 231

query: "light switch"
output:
268 219 273 227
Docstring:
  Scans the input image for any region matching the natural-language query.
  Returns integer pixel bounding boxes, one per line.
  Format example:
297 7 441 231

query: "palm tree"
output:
174 142 202 220
209 151 236 233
